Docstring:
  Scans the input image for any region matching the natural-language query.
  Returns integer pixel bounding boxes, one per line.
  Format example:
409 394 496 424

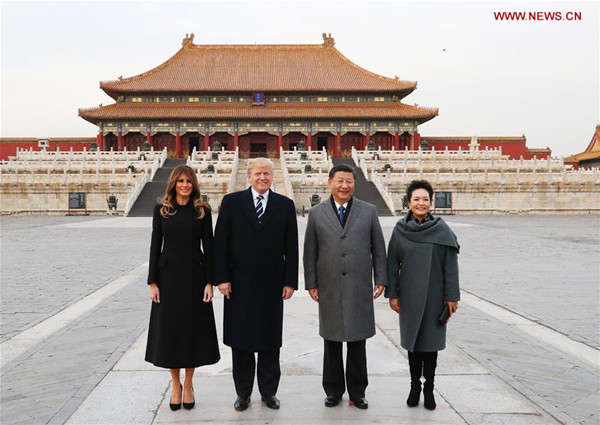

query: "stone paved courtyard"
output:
1 214 598 424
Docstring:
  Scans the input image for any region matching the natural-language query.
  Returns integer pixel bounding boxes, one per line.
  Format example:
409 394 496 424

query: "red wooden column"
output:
204 132 210 151
306 132 313 150
413 131 421 150
96 131 104 151
146 132 153 148
334 132 341 157
364 131 370 150
175 132 182 158
394 131 400 150
233 131 239 151
117 132 124 151
277 131 283 156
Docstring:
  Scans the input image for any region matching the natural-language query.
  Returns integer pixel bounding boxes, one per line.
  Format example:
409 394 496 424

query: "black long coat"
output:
145 202 221 368
213 188 298 352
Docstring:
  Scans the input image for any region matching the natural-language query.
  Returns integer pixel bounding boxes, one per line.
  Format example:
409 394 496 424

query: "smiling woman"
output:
146 164 220 411
385 179 460 411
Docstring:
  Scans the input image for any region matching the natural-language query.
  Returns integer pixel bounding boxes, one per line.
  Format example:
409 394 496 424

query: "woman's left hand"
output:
445 301 458 318
203 283 213 303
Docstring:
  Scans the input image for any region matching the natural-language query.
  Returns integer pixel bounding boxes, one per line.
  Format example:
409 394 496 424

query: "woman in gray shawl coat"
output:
385 180 460 411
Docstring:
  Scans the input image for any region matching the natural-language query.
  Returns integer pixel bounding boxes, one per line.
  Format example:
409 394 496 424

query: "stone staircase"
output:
271 159 289 197
127 158 187 217
233 159 250 192
332 158 393 216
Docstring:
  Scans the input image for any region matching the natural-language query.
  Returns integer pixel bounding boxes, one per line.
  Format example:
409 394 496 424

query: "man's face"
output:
248 166 273 194
328 171 355 204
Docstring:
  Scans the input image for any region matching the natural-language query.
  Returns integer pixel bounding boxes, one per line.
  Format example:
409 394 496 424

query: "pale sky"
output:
1 0 598 157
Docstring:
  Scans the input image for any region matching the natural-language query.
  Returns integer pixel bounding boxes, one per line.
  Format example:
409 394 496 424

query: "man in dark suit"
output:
214 157 298 411
304 163 387 409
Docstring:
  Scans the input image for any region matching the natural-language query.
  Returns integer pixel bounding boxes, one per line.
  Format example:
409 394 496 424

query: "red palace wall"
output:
424 139 548 160
0 140 93 160
1 135 550 160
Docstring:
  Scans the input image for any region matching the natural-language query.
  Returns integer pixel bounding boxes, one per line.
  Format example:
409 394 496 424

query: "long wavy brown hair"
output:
159 165 208 219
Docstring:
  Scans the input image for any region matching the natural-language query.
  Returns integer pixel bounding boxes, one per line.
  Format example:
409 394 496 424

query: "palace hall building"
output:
0 34 549 161
78 34 439 158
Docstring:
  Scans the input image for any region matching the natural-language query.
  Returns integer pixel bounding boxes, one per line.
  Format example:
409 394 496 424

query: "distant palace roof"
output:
564 125 600 166
99 34 417 98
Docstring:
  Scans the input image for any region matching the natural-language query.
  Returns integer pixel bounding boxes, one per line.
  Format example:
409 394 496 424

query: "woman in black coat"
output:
145 165 220 411
385 180 460 411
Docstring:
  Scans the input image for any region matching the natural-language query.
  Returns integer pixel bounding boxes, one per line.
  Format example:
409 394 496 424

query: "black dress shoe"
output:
169 384 182 411
261 395 280 410
183 386 195 410
324 396 342 407
352 397 368 409
234 396 251 411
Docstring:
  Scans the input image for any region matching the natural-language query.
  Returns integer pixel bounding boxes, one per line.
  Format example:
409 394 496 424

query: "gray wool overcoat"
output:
385 215 460 352
304 197 388 342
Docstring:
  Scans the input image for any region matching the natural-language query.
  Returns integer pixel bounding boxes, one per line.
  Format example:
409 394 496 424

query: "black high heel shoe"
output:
183 386 195 410
170 384 182 411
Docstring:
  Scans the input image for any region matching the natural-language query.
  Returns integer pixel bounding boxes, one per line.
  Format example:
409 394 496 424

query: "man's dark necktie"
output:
256 195 264 223
338 205 345 225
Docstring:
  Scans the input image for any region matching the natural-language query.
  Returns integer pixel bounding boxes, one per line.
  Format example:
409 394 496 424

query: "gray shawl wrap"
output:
394 211 460 252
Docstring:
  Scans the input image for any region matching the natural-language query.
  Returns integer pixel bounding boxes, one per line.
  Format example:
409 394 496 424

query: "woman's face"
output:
175 173 194 199
409 188 431 220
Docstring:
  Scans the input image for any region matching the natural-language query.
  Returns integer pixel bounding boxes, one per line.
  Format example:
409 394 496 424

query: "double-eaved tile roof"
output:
80 34 438 126
100 35 416 97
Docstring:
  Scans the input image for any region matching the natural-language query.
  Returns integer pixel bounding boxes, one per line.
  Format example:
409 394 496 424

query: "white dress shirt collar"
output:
251 187 269 212
333 200 348 211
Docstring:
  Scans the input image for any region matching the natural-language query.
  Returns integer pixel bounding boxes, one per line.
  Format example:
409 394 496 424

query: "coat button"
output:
341 253 346 257
342 272 347 276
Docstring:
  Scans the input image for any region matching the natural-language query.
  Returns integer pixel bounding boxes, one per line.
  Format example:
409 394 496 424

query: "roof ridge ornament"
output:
182 33 195 48
322 33 335 47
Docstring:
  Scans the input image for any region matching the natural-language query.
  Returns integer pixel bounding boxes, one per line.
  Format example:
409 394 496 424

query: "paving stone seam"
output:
3 260 147 340
0 262 147 371
461 288 600 370
447 334 581 425
47 315 150 425
1 290 98 342
0 295 147 425
374 324 470 424
150 379 171 425
375 314 577 425
463 287 598 349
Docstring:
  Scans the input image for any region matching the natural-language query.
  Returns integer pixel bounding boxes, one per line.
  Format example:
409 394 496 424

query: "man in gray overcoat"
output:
303 163 387 409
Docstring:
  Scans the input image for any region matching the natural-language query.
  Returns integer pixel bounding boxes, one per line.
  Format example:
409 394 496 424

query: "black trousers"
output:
232 348 280 398
323 339 367 400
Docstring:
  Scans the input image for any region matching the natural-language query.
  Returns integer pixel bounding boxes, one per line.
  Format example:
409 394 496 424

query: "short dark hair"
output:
406 179 433 200
328 164 356 179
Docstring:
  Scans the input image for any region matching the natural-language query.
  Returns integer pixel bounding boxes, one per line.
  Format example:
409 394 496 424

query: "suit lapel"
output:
242 187 259 230
342 198 362 237
259 189 276 228
323 196 343 233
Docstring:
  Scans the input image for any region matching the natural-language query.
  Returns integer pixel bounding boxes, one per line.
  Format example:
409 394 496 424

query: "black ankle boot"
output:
423 382 436 410
422 352 438 410
407 382 421 407
407 351 423 407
